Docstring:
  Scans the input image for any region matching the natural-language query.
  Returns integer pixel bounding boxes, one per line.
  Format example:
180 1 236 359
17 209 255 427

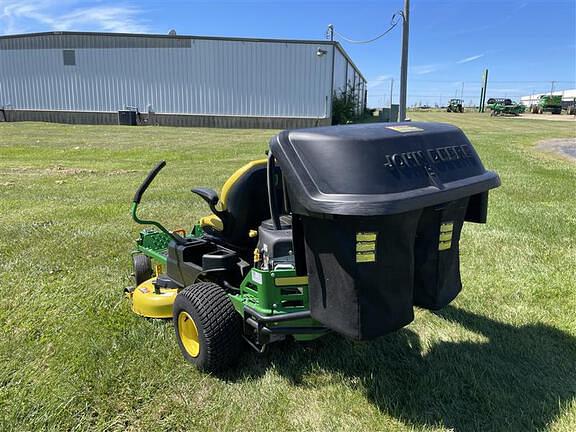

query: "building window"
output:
63 50 76 66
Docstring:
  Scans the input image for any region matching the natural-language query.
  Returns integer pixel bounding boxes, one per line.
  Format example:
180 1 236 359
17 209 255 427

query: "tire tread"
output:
175 282 242 371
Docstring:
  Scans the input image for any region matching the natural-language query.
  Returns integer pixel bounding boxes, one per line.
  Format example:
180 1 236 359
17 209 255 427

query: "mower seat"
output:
192 159 272 248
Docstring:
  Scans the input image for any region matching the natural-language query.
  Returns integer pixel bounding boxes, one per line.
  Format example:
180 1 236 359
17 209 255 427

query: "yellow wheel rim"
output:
178 311 200 358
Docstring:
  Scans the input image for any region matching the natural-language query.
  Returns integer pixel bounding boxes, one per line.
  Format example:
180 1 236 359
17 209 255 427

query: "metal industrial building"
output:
0 31 366 128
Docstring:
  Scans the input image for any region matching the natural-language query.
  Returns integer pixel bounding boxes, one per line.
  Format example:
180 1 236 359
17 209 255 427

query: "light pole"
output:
398 0 410 121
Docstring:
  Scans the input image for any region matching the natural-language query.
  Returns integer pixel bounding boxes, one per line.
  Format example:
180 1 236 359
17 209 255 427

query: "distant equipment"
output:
447 99 464 113
487 98 512 106
530 95 562 115
487 99 526 116
168 29 177 36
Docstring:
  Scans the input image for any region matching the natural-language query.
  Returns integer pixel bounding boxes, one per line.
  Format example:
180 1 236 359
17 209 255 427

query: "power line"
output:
332 12 401 44
370 94 515 98
368 78 576 84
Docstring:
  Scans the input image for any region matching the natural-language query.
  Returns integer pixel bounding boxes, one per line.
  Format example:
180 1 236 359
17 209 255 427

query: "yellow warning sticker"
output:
439 232 453 242
356 241 376 252
438 241 452 251
440 222 454 232
356 232 377 242
356 252 376 263
386 125 424 133
356 232 377 262
438 221 454 251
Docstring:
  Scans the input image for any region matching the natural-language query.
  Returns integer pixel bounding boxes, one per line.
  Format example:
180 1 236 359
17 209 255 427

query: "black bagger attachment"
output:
269 122 500 340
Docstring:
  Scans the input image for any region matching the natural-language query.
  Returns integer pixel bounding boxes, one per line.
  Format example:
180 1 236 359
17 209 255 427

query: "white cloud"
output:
367 74 393 89
456 54 485 64
0 0 148 35
412 64 442 75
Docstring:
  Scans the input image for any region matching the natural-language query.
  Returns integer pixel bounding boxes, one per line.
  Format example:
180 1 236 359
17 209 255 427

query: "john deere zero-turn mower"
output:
126 122 500 372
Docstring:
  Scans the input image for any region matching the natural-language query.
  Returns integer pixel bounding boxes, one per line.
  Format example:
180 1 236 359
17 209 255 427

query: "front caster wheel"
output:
132 254 152 285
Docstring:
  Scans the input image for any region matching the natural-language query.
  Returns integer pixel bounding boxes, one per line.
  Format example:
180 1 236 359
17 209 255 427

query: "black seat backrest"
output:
219 160 271 246
194 159 286 249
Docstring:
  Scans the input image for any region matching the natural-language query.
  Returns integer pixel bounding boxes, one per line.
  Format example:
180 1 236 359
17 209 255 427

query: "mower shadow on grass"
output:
225 306 576 431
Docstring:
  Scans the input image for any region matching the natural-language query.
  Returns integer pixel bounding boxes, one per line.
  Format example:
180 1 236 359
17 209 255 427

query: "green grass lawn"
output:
1 113 575 431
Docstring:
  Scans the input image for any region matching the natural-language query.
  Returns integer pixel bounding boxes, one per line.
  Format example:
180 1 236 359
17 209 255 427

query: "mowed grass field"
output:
1 112 575 431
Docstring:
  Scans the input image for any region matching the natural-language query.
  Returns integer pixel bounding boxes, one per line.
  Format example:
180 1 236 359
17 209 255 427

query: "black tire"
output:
133 254 152 285
173 282 242 372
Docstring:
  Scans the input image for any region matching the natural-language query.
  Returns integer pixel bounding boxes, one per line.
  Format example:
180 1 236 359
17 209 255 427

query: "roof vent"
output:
168 29 176 36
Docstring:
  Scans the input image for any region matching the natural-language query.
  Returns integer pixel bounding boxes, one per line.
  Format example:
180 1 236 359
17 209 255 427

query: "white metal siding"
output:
0 39 336 117
333 49 348 93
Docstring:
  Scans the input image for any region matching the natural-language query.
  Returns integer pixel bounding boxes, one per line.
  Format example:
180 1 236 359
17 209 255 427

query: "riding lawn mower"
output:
125 122 500 372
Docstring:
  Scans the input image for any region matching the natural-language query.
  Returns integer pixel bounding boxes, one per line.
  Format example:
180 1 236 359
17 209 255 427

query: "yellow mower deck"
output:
129 278 177 319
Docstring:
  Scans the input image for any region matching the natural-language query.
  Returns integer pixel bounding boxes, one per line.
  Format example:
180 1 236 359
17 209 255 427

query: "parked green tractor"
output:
447 99 464 113
530 95 562 114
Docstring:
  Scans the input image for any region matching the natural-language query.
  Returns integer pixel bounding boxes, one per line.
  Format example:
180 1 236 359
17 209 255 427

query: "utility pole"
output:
550 80 555 95
327 24 335 121
398 0 410 121
479 69 488 112
389 78 394 108
461 81 465 100
327 24 334 42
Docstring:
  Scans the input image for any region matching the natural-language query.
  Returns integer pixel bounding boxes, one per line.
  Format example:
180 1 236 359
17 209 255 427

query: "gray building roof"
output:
0 31 365 82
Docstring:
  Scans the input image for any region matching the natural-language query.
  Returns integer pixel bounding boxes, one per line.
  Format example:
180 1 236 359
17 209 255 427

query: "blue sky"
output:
1 0 574 107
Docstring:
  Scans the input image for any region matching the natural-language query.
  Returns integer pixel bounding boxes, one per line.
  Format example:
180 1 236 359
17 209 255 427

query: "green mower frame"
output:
127 160 326 371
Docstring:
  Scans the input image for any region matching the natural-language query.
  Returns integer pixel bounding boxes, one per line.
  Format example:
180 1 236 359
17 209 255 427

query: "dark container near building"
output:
118 110 137 126
270 122 500 340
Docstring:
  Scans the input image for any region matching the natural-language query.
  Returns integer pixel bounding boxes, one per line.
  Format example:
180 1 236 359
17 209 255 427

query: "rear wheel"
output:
133 254 152 285
173 282 242 371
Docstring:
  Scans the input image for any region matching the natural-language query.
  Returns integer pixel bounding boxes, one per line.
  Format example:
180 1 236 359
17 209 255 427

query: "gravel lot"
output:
537 137 576 161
